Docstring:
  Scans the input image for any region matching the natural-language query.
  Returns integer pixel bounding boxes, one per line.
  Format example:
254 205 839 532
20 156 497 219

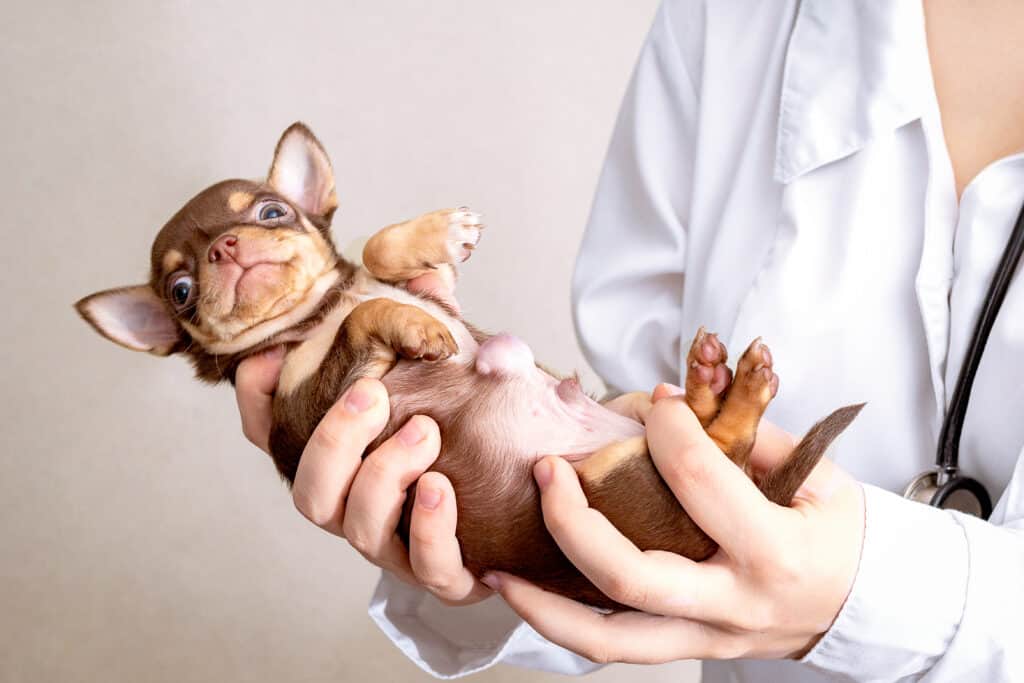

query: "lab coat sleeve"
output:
366 3 702 678
572 0 699 394
367 573 600 678
803 452 1024 681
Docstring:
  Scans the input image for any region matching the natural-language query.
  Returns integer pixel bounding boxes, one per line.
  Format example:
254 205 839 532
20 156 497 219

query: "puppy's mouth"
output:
202 235 301 322
216 260 290 311
180 225 338 352
197 251 312 340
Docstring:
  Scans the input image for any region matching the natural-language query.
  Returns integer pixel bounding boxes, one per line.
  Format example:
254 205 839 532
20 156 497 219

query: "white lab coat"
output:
369 0 1024 680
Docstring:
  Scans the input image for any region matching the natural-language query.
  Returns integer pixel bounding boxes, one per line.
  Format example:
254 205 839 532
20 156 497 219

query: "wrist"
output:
801 485 968 677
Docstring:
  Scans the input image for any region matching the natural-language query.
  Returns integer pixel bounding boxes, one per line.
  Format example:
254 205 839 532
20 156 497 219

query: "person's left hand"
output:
481 384 866 663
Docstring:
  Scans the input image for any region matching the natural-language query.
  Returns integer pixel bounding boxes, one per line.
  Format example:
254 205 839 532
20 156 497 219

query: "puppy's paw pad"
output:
446 206 483 263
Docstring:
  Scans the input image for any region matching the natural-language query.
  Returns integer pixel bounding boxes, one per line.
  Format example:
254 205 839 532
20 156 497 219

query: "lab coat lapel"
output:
774 0 931 184
776 0 952 426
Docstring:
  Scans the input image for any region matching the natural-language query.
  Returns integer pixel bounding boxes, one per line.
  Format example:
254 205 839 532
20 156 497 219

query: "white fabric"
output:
368 0 1024 679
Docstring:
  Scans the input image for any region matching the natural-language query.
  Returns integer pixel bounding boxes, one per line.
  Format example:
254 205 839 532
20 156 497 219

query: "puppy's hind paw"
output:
446 206 483 263
733 337 779 406
684 326 731 427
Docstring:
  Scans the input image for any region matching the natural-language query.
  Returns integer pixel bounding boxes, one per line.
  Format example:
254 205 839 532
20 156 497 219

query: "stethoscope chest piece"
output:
903 470 993 518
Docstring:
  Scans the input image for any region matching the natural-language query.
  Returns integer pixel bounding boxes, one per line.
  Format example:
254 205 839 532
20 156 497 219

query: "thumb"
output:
646 394 718 457
235 345 285 453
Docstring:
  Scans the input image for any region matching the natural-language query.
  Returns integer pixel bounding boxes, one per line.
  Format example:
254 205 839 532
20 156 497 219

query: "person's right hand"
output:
234 270 491 606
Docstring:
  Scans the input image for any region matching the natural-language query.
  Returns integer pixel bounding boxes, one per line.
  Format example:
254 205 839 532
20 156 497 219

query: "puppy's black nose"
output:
208 235 239 263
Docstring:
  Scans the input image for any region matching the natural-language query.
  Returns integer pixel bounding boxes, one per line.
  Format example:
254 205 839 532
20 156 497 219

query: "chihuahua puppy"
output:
76 123 860 609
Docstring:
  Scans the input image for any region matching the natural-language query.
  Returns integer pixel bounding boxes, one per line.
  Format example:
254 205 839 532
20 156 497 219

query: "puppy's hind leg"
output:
362 207 484 283
705 337 778 473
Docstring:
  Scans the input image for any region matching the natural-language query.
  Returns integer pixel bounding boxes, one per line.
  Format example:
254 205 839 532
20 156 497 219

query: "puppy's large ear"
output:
268 122 338 224
74 285 181 355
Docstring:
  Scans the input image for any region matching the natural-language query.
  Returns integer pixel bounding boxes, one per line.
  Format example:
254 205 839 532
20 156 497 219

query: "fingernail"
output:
481 572 501 591
397 417 426 446
344 382 376 414
534 458 554 490
659 383 685 397
418 485 442 510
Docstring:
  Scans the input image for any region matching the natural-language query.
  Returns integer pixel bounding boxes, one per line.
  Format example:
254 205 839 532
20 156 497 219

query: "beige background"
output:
1 1 701 681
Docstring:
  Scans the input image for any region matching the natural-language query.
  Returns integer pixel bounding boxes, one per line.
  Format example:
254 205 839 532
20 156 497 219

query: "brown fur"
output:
269 296 460 481
75 122 863 612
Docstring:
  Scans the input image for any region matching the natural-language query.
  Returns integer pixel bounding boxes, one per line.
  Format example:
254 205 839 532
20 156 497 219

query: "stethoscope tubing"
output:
936 201 1024 481
909 199 1024 519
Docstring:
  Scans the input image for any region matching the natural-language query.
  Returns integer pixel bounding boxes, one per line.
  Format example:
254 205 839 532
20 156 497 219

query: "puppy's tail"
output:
758 403 865 507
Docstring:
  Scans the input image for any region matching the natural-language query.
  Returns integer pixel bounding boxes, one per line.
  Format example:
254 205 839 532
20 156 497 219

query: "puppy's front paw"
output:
445 206 483 263
399 318 459 362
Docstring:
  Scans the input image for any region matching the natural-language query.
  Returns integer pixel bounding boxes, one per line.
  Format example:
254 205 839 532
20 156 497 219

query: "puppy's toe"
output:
446 207 483 263
734 338 779 405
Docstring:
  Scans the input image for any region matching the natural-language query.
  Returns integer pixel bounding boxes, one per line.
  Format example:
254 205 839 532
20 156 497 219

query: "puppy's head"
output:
76 123 343 369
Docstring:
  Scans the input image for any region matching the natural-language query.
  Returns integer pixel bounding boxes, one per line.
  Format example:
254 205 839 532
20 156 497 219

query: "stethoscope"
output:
903 200 1024 519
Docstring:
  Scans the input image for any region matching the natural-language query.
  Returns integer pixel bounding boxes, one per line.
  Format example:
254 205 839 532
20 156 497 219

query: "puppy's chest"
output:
277 270 475 395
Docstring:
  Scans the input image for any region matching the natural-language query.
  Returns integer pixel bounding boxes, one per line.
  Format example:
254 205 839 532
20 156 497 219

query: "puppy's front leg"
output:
362 208 483 282
339 297 459 369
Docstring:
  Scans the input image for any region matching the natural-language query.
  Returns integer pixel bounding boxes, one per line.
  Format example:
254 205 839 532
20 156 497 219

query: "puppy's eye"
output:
168 274 195 309
259 203 287 221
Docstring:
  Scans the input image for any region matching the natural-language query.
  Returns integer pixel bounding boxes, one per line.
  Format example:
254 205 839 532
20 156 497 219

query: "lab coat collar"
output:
774 0 932 184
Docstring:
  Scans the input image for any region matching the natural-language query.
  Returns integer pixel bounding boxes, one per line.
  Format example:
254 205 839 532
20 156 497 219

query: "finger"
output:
292 378 390 536
342 415 443 572
645 397 781 559
602 391 654 423
534 456 736 619
407 266 459 314
234 346 285 453
652 382 684 402
409 472 492 605
483 572 747 664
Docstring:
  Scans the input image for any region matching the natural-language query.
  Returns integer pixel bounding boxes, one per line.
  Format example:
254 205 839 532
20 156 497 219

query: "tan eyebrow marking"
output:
162 249 185 273
227 191 255 213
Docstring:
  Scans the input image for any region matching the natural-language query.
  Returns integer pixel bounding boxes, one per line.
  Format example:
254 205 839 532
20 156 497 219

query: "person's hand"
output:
601 391 655 423
481 383 865 663
600 389 796 475
235 269 491 606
